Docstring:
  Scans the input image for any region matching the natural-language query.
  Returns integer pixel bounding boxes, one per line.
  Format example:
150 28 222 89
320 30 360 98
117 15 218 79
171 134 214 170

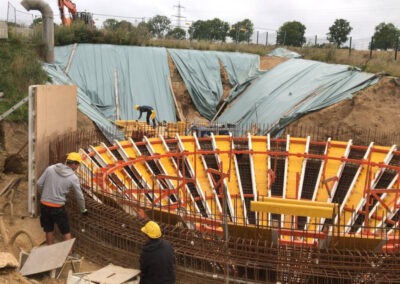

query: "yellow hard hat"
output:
135 105 139 110
141 221 162 238
66 152 82 164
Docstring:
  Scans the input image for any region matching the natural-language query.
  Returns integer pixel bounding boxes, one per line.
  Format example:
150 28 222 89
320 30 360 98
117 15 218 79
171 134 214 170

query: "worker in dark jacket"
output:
139 221 175 284
135 105 157 127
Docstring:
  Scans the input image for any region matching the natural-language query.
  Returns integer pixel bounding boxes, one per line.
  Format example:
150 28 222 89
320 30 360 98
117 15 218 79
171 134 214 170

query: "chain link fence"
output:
5 1 39 38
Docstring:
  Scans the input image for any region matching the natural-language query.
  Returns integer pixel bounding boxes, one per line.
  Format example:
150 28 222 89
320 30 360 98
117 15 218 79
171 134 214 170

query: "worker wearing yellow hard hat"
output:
37 152 87 248
135 105 157 127
139 221 175 283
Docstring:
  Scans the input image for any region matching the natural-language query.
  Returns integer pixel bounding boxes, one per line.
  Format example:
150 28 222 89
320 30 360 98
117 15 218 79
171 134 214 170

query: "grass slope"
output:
0 39 48 121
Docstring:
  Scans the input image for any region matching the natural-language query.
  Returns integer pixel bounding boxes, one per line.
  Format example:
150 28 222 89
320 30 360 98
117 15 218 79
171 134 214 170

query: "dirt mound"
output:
260 56 288 70
219 61 231 103
290 77 400 145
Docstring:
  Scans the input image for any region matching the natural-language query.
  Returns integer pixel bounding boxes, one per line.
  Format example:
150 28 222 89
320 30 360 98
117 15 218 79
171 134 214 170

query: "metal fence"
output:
6 1 38 37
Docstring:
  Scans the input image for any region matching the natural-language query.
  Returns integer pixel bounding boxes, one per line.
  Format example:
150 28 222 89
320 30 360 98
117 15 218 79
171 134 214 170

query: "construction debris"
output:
19 238 75 276
0 252 19 268
67 264 140 284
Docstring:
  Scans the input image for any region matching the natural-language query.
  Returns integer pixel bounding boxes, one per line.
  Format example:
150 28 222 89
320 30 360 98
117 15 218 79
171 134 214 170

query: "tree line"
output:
32 14 400 50
132 15 400 50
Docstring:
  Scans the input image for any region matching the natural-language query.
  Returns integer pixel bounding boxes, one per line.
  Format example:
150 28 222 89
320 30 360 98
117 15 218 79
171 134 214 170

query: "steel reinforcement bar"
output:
66 194 400 283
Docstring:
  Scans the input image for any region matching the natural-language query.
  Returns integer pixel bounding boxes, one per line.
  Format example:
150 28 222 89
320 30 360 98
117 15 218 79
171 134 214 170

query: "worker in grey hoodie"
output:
37 152 87 245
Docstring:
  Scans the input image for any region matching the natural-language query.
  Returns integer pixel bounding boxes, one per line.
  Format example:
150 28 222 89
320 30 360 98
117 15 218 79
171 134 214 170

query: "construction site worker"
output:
135 105 157 127
37 152 88 246
139 221 175 284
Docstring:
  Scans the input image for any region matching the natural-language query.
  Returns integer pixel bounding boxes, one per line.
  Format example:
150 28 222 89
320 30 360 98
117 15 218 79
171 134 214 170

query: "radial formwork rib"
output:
63 134 400 283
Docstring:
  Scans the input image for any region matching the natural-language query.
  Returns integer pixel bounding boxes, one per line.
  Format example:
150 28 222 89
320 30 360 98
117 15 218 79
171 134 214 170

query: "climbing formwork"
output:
49 131 400 283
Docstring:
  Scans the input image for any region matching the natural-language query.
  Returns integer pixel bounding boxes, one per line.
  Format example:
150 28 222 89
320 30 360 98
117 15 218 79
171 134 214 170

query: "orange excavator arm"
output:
58 0 77 26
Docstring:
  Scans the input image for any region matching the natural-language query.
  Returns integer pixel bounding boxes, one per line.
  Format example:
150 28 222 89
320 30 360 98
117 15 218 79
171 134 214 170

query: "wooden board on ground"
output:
19 238 75 276
85 264 140 284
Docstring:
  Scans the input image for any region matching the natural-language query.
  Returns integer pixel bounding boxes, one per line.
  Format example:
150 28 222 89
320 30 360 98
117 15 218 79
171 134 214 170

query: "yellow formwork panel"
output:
147 138 192 209
308 140 347 233
214 136 245 224
340 146 389 227
117 141 162 203
251 136 268 226
315 141 348 202
283 138 307 236
94 145 138 199
180 136 217 216
286 138 307 199
372 192 398 233
251 200 337 219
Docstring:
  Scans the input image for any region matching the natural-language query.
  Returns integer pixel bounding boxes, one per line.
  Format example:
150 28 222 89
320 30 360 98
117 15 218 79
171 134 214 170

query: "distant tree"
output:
228 19 254 42
117 20 133 31
277 21 306 47
189 20 209 40
373 22 400 50
167 27 186 40
209 18 230 42
103 19 119 31
189 18 229 41
327 19 352 47
146 15 171 38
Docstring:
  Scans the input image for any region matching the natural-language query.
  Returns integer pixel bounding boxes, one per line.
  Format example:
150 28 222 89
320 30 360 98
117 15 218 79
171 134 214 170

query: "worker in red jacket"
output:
139 221 175 284
135 105 157 127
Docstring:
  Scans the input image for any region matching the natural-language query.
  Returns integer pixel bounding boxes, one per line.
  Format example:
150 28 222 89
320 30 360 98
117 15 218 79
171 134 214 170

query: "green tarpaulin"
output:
218 59 378 135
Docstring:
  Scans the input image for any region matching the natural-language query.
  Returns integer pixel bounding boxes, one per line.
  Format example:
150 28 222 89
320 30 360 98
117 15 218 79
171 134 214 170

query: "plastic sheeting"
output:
169 49 264 120
43 63 124 142
54 44 176 122
216 51 265 103
218 59 378 135
267 48 302 58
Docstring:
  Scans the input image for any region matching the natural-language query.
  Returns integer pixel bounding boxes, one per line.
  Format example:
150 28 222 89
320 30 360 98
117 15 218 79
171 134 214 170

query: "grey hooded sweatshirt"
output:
37 163 85 211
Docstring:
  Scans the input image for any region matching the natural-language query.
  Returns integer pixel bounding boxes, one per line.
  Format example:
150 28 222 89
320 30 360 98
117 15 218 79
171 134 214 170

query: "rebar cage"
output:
49 125 400 283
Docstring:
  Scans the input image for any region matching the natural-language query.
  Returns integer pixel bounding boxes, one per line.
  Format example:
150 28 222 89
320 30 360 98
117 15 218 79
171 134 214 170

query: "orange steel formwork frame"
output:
78 137 400 250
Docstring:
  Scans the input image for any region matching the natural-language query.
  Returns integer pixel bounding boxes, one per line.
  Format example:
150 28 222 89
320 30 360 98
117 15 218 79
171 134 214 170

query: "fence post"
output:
315 35 317 46
266 32 268 46
395 36 399 61
370 36 374 59
256 31 259 45
349 37 352 55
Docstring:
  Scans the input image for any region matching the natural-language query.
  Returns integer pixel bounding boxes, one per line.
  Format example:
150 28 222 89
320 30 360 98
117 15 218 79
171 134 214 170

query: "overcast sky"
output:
3 0 400 41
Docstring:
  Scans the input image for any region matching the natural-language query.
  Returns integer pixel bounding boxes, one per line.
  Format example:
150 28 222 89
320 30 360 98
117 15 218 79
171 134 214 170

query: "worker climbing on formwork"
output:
37 152 88 247
135 105 157 127
139 221 175 284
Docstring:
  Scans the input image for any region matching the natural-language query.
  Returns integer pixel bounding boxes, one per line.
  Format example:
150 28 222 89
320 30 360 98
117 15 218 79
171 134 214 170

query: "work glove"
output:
82 208 88 216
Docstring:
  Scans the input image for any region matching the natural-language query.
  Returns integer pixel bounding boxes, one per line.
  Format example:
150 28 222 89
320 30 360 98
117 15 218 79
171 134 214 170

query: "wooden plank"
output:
86 264 140 284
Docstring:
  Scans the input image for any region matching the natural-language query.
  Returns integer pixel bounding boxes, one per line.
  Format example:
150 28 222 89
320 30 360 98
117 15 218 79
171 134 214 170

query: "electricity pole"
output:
172 1 185 28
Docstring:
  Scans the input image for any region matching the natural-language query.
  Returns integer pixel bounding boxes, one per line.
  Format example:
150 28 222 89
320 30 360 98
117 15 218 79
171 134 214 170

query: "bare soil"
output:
259 56 288 70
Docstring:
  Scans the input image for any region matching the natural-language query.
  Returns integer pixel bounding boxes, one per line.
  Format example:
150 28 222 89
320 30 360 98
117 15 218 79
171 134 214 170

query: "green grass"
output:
0 38 48 121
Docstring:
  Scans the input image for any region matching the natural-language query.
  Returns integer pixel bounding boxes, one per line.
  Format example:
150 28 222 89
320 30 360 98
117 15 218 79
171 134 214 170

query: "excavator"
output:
58 0 93 26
